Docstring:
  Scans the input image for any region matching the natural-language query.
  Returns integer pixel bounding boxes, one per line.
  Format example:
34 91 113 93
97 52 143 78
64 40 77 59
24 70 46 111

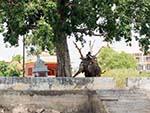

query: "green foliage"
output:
139 71 150 77
7 63 21 77
98 47 137 69
0 61 9 76
25 18 55 53
0 55 22 77
102 69 139 88
0 0 149 51
12 55 22 63
26 46 42 56
0 0 27 45
0 0 150 76
102 68 150 88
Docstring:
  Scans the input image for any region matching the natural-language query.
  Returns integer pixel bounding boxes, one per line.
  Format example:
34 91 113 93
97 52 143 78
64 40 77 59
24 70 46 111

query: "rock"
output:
12 104 28 113
0 109 4 113
0 105 10 113
36 109 45 113
50 109 60 113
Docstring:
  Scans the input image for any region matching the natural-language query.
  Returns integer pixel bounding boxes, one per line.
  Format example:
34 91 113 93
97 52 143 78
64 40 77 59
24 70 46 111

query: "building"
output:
25 52 57 76
133 52 150 71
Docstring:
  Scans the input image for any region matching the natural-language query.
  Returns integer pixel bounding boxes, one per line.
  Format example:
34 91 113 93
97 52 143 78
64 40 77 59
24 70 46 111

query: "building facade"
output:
133 53 150 71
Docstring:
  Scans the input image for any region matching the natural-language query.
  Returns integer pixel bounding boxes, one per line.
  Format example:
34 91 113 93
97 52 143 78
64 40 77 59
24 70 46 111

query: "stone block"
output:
127 77 150 90
0 77 115 90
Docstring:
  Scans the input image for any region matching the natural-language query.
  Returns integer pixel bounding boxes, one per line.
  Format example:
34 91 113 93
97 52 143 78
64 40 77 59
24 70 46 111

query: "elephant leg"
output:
96 66 102 77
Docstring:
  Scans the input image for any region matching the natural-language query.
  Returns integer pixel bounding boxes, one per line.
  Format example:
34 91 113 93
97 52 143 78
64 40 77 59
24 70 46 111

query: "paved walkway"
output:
97 89 150 113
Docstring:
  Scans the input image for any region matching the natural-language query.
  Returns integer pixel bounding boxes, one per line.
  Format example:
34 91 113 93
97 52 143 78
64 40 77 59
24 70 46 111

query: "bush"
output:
102 69 139 88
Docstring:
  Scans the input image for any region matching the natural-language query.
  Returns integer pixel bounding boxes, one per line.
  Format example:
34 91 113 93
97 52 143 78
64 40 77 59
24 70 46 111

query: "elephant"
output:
73 52 102 77
73 42 105 77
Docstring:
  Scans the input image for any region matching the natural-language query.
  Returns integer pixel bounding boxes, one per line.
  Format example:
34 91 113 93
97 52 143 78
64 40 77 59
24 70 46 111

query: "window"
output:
146 64 150 70
28 68 32 76
137 64 143 70
48 69 55 75
146 57 150 62
136 57 140 62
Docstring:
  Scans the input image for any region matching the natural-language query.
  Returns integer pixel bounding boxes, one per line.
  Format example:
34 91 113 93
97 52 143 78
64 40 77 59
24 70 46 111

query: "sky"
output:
0 33 141 68
68 35 140 68
0 34 23 61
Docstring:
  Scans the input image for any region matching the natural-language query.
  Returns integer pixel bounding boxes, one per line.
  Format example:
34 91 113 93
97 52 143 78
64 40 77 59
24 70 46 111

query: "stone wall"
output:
1 77 150 91
0 90 107 113
0 77 115 90
127 77 150 90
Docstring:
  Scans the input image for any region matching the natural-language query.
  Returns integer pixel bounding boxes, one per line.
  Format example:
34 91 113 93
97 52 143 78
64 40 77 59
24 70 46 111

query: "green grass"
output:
101 69 150 88
139 71 150 77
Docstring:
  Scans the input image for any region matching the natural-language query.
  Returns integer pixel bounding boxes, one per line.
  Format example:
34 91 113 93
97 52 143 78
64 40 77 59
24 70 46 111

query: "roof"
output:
26 52 57 64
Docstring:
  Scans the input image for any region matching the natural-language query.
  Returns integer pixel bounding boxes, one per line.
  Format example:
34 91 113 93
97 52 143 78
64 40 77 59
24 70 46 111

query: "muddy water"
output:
0 90 105 113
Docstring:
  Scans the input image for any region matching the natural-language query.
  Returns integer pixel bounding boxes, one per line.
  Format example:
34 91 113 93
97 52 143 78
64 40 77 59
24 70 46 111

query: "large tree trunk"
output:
55 0 72 77
55 35 72 77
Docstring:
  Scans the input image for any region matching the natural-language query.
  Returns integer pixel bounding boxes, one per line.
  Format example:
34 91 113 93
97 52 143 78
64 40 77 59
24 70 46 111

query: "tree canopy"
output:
0 0 149 76
97 47 137 69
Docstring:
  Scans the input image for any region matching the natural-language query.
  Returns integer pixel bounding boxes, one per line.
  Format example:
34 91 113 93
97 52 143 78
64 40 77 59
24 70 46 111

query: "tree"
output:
97 47 137 69
0 54 22 77
12 55 22 63
26 46 42 57
7 63 22 77
9 55 22 76
0 61 8 76
0 0 149 76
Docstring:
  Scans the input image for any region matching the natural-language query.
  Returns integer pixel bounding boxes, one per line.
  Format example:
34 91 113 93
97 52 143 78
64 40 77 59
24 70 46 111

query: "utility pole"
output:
23 35 25 77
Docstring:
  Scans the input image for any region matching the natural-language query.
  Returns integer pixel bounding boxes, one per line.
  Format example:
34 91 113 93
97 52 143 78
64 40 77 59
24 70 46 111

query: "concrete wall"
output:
0 77 115 90
0 90 107 113
1 77 150 91
127 77 150 90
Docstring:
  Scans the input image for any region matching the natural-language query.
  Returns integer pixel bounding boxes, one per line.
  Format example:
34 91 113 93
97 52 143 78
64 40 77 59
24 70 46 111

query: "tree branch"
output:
65 2 76 8
73 41 84 59
94 46 105 56
75 28 106 37
89 40 95 53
